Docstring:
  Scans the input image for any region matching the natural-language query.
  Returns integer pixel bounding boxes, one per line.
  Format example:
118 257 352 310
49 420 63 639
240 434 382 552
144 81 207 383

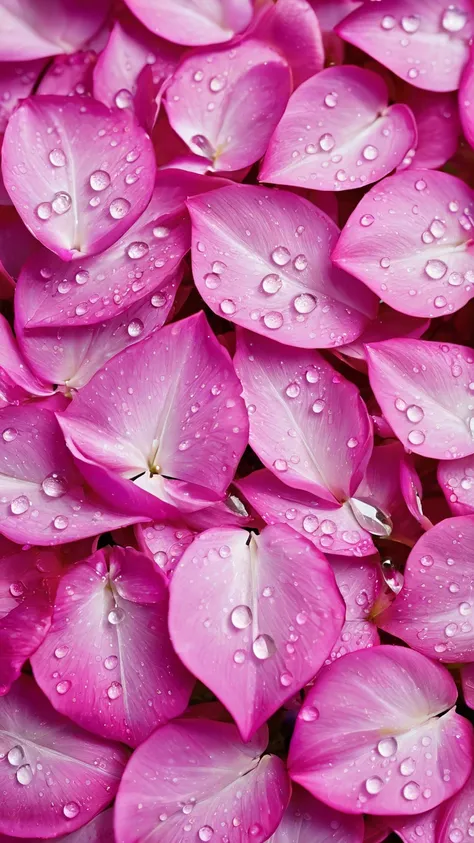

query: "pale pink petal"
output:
236 469 376 557
461 663 474 708
0 403 144 545
169 524 344 740
184 493 256 531
438 455 474 514
21 169 228 328
2 95 155 260
58 313 248 513
0 543 61 694
336 1 473 92
0 0 111 61
460 45 474 149
93 18 181 111
32 546 193 746
122 0 253 46
0 674 127 838
392 807 441 843
260 66 416 191
328 555 383 621
366 338 474 459
289 645 474 814
0 313 53 398
437 770 474 843
234 330 373 504
165 40 291 172
332 170 474 319
338 305 430 367
251 0 324 88
379 515 474 663
0 807 116 843
37 51 96 97
396 87 460 170
268 783 364 843
400 455 434 531
0 59 46 133
325 619 380 664
189 184 377 348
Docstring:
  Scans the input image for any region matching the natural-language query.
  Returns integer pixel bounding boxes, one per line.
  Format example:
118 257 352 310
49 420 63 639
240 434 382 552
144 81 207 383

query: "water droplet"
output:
350 498 393 537
49 148 66 167
347 437 358 448
442 6 468 32
429 219 446 239
127 241 149 260
434 296 447 308
271 246 291 266
36 202 52 220
53 515 69 531
127 319 144 338
191 134 214 157
448 272 463 286
107 681 123 700
293 293 317 314
233 649 246 664
56 680 71 695
16 765 33 786
280 671 293 687
421 555 434 567
403 782 420 801
319 133 335 151
400 757 416 776
9 581 25 598
252 634 276 660
445 622 458 637
360 214 374 227
52 192 71 215
75 303 88 317
425 259 447 280
2 427 17 442
365 776 384 795
406 405 424 423
459 602 471 616
299 705 319 722
193 70 204 82
90 169 110 191
381 14 396 29
312 399 325 414
115 88 133 108
230 605 252 629
285 382 300 398
294 254 308 271
109 198 131 219
408 430 426 446
273 458 288 472
449 830 464 843
152 225 169 240
63 802 80 819
335 169 347 182
151 293 166 308
263 311 283 330
302 514 319 534
209 75 226 92
41 473 67 498
54 645 69 659
261 274 282 294
377 737 398 757
401 14 420 32
75 270 89 285
220 299 236 316
324 92 338 108
380 257 390 268
363 145 378 160
7 746 24 766
108 607 125 625
198 826 214 841
10 496 29 515
415 179 427 191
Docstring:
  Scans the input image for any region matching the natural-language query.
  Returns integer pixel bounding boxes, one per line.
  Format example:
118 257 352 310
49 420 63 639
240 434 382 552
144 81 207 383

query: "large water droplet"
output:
377 737 398 757
191 134 214 158
7 746 24 766
252 634 276 660
400 757 416 776
285 382 300 398
230 605 252 629
2 428 17 442
42 473 67 498
127 319 144 338
408 430 425 446
108 607 125 625
280 671 293 687
198 826 214 841
63 802 80 819
56 680 71 695
52 192 71 215
53 515 69 531
381 14 396 29
299 705 319 722
360 214 375 227
209 75 226 92
10 496 29 515
36 202 52 220
127 241 149 259
271 246 291 266
403 782 420 801
406 405 424 423
302 514 319 534
429 219 446 239
9 581 25 598
261 274 282 294
109 198 131 219
54 645 69 659
312 399 325 414
401 14 420 32
220 299 236 316
324 92 338 108
319 133 335 151
107 681 123 700
365 776 384 795
90 170 110 191
263 311 283 330
16 765 33 786
349 497 393 537
442 6 468 32
293 293 317 314
424 259 447 280
293 254 308 271
362 144 378 160
233 649 246 664
49 148 66 167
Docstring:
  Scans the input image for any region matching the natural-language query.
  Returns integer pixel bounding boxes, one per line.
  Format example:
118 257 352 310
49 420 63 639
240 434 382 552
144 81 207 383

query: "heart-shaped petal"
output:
169 524 345 740
114 717 290 843
332 170 474 319
366 338 474 459
189 184 377 348
288 645 474 814
0 675 128 838
2 95 155 260
268 784 364 843
122 0 253 46
260 66 416 191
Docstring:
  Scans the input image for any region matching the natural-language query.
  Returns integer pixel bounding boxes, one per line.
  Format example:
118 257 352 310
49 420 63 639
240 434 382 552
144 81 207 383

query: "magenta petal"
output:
0 543 61 694
379 515 474 663
31 546 193 746
336 1 473 92
392 807 441 843
136 520 196 575
0 675 127 838
0 403 144 545
260 66 416 191
165 40 291 172
333 170 474 319
115 717 290 843
338 305 430 368
460 45 474 149
268 784 364 843
366 338 474 459
0 312 53 397
0 0 111 61
37 51 96 97
234 330 373 504
289 645 474 814
396 88 460 171
2 95 155 260
169 524 345 740
437 771 474 843
0 58 46 133
461 664 474 709
189 185 377 348
252 0 324 88
122 0 253 46
438 455 474 515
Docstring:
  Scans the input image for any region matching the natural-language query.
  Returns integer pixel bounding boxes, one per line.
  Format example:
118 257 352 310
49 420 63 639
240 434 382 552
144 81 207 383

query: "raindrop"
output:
429 219 446 239
415 179 427 191
90 170 111 191
306 368 319 383
127 241 149 259
53 515 69 531
16 765 33 786
319 133 335 151
347 437 358 448
233 650 246 664
52 192 71 215
230 605 252 629
380 257 391 268
350 497 392 537
381 14 396 29
252 634 276 660
151 293 166 308
75 270 89 285
312 399 325 414
63 802 80 819
198 826 214 841
408 430 425 446
434 296 447 308
115 88 133 108
365 777 384 795
75 303 88 317
54 646 69 659
442 6 468 32
285 382 300 398
56 680 71 695
7 746 24 766
403 782 420 801
9 581 25 597
153 225 169 239
108 607 125 625
424 259 447 280
302 515 319 534
420 555 433 567
49 148 66 167
193 70 204 82
10 496 29 515
299 705 319 722
127 319 144 338
400 757 416 776
273 458 287 472
445 622 458 637
293 293 317 314
280 671 293 687
107 681 123 700
41 473 67 498
220 299 236 316
249 824 263 838
377 737 398 758
109 198 131 219
261 274 282 294
362 145 378 160
263 311 283 330
271 246 291 266
2 428 17 442
209 75 226 92
360 214 374 227
36 202 52 220
459 602 471 616
406 405 424 423
401 14 420 32
324 92 338 108
294 254 308 271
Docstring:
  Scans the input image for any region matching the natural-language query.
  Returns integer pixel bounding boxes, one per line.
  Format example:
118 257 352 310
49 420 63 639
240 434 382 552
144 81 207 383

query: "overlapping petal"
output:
438 455 474 514
268 784 364 843
252 0 324 88
37 51 96 97
123 0 253 46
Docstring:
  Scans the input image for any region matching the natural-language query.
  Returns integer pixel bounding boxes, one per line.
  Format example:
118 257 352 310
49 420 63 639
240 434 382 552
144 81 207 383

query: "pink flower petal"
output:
438 455 474 514
337 305 430 368
189 185 377 348
2 95 155 260
0 0 111 61
0 58 46 133
0 674 127 838
391 807 440 843
0 205 36 280
0 541 61 694
21 169 228 328
289 645 474 814
260 66 416 191
460 45 474 149
234 330 373 503
0 403 144 545
165 40 291 172
328 555 383 621
58 313 248 514
396 87 460 171
332 170 474 319
268 783 364 843
325 618 380 664
366 338 474 459
379 515 474 663
169 524 344 740
0 807 115 843
400 455 434 531
122 0 253 46
37 51 96 97
115 717 290 842
31 546 193 746
461 663 474 709
336 1 473 92
136 520 196 575
236 469 376 557
0 312 53 398
437 770 474 843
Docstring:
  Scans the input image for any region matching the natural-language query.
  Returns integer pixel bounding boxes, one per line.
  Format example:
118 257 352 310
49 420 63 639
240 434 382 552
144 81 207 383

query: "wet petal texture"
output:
169 525 344 740
396 88 459 171
0 540 61 694
234 330 373 504
260 66 416 191
437 770 474 843
58 313 248 515
123 0 253 46
0 675 127 838
251 0 324 89
336 0 474 92
114 717 290 843
268 783 364 843
0 0 111 61
288 645 474 815
189 185 377 348
379 515 474 663
332 170 474 319
165 40 291 172
0 403 142 545
438 455 474 514
19 169 227 328
31 546 193 746
460 46 474 148
366 339 474 459
2 96 155 260
0 59 45 134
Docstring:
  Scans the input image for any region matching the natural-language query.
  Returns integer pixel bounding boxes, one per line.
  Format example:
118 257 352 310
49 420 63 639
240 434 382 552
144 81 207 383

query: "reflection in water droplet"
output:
7 746 24 766
261 274 282 294
252 634 276 660
16 765 33 786
52 192 72 215
424 259 447 280
10 496 29 515
263 311 283 330
271 246 291 266
108 607 125 625
293 293 317 313
127 241 149 259
230 605 252 629
42 473 67 498
406 405 424 423
109 198 131 219
365 776 384 795
442 6 468 32
90 169 111 191
403 782 420 801
377 737 397 757
63 801 80 819
115 88 133 108
49 148 66 167
198 826 214 841
349 497 393 537
220 299 236 316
